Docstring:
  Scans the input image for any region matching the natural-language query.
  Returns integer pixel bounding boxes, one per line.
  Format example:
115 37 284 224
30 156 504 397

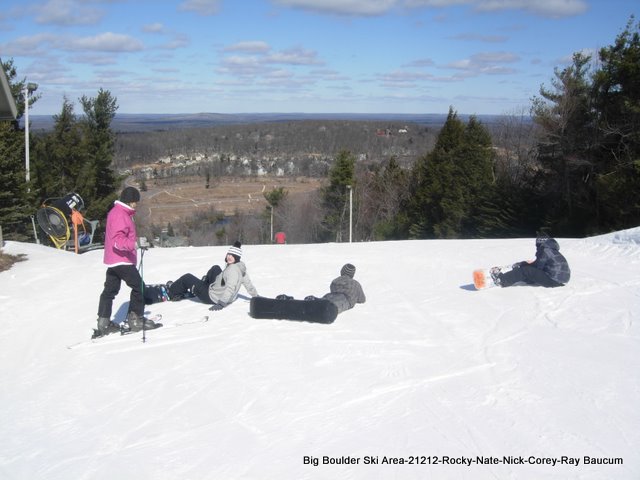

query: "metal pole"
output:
30 215 40 244
347 185 353 243
24 86 30 185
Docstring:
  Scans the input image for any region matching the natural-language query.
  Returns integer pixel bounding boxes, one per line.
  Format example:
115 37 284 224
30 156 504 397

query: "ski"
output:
175 316 210 327
67 315 208 349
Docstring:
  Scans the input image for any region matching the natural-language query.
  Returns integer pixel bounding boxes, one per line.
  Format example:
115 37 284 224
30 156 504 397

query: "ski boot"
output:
160 285 170 302
126 311 161 332
92 316 120 339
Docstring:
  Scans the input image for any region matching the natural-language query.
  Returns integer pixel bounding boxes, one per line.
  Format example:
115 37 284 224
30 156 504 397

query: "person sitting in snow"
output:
492 236 571 288
303 263 366 314
166 241 259 311
95 187 160 337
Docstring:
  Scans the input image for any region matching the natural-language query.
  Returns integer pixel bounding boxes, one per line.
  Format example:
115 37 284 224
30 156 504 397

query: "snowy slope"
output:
0 232 639 480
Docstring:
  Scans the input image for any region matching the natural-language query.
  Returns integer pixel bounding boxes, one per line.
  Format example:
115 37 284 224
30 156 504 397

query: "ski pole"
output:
139 245 147 343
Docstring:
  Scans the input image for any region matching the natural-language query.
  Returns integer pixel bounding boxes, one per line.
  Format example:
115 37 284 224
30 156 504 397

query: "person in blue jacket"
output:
493 236 571 288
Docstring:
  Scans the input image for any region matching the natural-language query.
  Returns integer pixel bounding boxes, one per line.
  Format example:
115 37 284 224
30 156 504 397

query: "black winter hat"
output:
536 235 550 248
120 186 141 204
340 263 356 278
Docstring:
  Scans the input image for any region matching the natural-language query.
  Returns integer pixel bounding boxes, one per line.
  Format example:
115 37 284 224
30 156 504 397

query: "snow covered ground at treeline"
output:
0 229 638 480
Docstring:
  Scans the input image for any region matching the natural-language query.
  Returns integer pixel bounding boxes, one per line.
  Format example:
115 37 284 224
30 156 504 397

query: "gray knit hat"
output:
340 263 356 278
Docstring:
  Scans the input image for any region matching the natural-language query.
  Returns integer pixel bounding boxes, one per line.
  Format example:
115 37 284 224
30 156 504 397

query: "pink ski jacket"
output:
103 200 138 266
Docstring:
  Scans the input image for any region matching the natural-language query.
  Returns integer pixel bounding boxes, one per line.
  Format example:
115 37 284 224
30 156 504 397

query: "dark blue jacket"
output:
532 238 571 284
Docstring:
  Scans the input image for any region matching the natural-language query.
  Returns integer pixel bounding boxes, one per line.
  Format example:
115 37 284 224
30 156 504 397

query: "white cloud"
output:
266 48 323 66
143 23 166 34
402 0 588 18
159 33 190 50
178 0 223 16
380 69 436 83
269 0 587 18
403 0 472 7
66 32 144 52
0 33 56 56
34 0 105 26
403 58 436 68
225 41 271 53
471 51 520 63
67 53 119 66
1 31 144 56
218 44 323 81
446 51 520 75
272 0 399 16
450 33 509 43
219 55 266 76
474 0 588 18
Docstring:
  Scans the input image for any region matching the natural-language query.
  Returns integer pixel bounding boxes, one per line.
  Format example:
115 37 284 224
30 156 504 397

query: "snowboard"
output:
473 265 513 290
250 296 338 324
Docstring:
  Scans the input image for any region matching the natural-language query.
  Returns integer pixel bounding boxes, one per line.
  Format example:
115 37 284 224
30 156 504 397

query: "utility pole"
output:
23 82 38 186
347 185 353 243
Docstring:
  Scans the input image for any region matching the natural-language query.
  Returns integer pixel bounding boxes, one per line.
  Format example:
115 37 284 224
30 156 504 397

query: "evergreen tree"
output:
458 116 495 236
592 16 640 231
405 108 495 238
529 17 640 235
31 97 85 200
321 150 355 241
0 59 38 241
531 52 597 235
0 122 34 240
1 58 41 124
366 157 409 240
77 88 120 220
264 186 288 241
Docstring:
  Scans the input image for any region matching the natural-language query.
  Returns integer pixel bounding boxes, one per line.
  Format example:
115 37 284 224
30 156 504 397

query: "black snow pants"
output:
168 265 222 304
499 264 562 288
98 264 144 318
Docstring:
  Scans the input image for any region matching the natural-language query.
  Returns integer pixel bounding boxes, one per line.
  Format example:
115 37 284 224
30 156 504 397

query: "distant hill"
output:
29 112 508 133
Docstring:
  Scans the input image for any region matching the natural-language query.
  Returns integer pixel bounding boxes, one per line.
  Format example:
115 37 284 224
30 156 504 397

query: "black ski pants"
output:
499 265 562 288
98 264 144 318
168 265 222 304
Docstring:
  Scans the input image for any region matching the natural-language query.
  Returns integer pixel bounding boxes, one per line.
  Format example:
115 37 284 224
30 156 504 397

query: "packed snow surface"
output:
1 231 639 480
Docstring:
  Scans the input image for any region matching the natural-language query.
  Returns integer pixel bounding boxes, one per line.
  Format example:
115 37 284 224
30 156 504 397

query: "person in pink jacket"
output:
94 187 159 337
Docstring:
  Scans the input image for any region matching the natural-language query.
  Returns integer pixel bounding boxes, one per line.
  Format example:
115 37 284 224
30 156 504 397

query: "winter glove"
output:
209 303 223 311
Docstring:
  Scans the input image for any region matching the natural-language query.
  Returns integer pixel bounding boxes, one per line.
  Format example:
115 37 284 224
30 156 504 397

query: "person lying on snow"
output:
278 263 366 314
165 241 259 311
492 236 571 288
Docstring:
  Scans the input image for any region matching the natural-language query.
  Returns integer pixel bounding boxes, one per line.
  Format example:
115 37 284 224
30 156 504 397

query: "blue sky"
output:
0 0 636 115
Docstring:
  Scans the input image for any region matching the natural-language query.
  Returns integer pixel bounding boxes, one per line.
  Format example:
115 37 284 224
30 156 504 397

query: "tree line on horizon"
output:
0 16 638 246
